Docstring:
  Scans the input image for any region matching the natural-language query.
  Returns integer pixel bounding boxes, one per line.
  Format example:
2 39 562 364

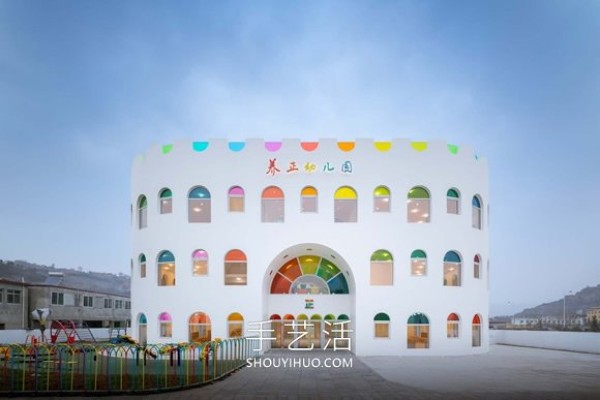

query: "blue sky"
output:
1 0 599 315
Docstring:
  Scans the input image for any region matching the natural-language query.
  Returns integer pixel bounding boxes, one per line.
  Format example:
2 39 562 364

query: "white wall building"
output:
130 138 489 356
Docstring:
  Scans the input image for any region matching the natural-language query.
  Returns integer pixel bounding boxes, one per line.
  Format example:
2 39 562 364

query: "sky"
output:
0 0 599 316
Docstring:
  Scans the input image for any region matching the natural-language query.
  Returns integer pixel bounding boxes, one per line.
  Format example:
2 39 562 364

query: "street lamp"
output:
563 290 573 329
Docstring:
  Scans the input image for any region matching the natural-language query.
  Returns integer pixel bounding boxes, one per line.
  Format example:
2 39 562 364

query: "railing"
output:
0 337 255 395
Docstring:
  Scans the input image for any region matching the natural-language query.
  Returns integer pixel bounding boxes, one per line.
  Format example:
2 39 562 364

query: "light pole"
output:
563 290 573 329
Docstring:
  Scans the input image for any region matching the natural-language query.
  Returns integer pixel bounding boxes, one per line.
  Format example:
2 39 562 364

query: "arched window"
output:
137 195 147 229
301 186 318 213
228 312 244 338
373 186 391 212
370 250 393 285
472 314 482 347
472 195 482 229
139 253 147 278
228 186 245 212
262 186 284 222
192 249 208 276
407 313 429 349
334 186 357 222
443 251 461 287
447 188 460 214
447 313 460 338
224 250 247 285
138 313 147 344
474 254 481 279
410 250 427 276
374 312 390 338
158 312 172 337
188 186 211 222
407 186 430 223
189 312 211 343
157 251 175 286
159 188 172 214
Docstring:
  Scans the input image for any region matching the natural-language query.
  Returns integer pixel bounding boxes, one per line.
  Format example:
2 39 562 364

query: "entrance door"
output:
283 315 295 348
309 321 321 348
271 320 283 348
139 324 147 345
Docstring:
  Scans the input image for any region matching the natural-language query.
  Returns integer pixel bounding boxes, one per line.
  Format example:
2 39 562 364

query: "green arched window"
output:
137 195 147 229
407 186 430 223
447 188 460 214
159 188 172 214
370 250 393 285
411 250 427 276
373 186 391 212
374 312 390 338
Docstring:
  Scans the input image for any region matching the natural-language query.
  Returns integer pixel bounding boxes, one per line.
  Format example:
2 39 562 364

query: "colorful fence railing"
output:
0 337 254 395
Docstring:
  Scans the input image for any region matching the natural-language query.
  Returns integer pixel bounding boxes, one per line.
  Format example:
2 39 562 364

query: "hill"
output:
0 259 130 297
515 284 600 318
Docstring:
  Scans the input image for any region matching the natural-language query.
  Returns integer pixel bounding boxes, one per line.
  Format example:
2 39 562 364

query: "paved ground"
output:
13 345 600 399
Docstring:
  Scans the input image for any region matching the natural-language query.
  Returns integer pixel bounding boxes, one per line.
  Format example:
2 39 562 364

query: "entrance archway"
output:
262 243 356 350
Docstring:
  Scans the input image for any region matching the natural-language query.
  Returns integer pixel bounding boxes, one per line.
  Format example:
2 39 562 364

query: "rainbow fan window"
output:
270 256 349 294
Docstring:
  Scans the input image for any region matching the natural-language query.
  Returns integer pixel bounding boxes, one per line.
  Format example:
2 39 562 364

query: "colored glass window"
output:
407 186 430 223
334 186 357 222
188 186 211 222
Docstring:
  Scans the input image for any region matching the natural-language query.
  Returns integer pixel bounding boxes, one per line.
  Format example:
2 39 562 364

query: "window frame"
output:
51 292 64 306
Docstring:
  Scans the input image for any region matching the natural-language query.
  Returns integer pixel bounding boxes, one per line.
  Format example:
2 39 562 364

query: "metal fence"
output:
0 338 254 395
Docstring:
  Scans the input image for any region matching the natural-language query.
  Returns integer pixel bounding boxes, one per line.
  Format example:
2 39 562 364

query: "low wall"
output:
490 330 600 354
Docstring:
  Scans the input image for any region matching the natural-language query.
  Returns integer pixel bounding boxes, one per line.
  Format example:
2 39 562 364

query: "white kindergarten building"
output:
130 138 489 356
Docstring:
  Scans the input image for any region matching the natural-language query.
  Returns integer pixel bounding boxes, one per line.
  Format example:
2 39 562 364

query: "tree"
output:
591 316 599 332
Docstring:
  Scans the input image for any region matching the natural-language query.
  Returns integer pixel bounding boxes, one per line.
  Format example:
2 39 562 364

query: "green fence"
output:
0 337 253 395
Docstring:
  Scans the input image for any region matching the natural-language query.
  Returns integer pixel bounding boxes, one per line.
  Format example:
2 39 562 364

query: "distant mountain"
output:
515 284 600 318
0 259 130 297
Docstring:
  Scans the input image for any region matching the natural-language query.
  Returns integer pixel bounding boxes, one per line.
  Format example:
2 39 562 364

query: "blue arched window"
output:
188 186 211 222
472 195 482 229
407 313 429 348
443 251 461 287
158 250 176 286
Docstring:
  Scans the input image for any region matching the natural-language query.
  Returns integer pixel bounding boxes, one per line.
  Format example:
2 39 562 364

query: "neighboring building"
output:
0 279 27 330
131 138 489 356
586 307 600 323
511 317 540 328
0 273 130 330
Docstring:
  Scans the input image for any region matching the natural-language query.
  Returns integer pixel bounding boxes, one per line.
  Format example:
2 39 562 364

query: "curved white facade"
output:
131 138 489 356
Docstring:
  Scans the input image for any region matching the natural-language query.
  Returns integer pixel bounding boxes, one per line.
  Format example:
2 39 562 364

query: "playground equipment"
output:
49 320 96 344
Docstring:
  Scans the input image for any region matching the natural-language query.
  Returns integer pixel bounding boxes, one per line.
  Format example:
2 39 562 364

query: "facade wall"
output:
131 138 489 356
